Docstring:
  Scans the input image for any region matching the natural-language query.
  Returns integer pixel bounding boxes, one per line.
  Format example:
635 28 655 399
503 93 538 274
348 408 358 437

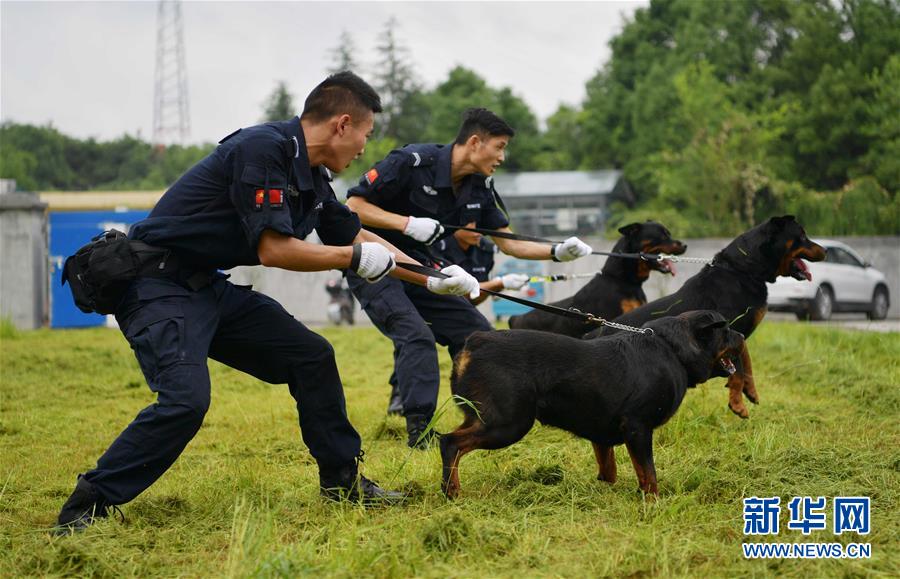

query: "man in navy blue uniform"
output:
54 73 481 533
346 108 593 448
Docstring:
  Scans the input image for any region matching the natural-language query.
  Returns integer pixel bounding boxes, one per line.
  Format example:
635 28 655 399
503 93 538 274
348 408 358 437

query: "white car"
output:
767 239 890 320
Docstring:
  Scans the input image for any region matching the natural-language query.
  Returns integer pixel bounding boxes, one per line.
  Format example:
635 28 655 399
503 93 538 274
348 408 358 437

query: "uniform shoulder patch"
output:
365 168 379 185
406 150 434 167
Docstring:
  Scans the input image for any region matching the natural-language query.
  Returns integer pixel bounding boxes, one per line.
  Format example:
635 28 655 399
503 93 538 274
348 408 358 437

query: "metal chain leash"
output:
589 316 655 335
528 272 599 283
394 262 654 336
646 254 712 264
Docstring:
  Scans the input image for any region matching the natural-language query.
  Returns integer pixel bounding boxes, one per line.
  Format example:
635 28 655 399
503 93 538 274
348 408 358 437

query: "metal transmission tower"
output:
152 0 190 145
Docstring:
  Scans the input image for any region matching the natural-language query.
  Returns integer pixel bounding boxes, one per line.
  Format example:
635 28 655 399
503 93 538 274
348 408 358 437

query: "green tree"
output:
0 121 213 191
373 17 423 141
414 67 542 170
0 146 38 191
648 62 781 235
531 104 583 170
859 54 900 192
579 0 899 235
327 30 359 75
419 67 495 143
0 123 76 189
262 81 296 122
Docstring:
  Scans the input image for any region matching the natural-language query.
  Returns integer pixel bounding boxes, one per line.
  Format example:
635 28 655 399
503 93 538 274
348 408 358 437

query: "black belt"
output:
131 241 216 291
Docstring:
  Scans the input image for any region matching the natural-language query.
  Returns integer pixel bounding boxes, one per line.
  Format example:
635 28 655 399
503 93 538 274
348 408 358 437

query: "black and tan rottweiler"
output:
440 310 744 498
585 215 826 418
508 221 686 337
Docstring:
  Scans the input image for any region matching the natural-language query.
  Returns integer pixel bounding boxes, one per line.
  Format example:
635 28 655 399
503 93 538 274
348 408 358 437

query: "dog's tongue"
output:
662 259 676 276
792 258 811 281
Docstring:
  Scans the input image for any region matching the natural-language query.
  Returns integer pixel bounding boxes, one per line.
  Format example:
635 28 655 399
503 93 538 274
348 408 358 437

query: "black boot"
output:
53 476 115 535
319 462 405 506
386 382 403 416
405 413 436 449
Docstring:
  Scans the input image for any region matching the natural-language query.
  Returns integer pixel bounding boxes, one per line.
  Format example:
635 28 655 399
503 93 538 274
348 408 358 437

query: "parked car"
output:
767 239 890 320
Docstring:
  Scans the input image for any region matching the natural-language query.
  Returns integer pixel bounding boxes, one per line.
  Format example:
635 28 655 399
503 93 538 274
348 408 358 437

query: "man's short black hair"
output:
301 71 382 122
454 108 515 145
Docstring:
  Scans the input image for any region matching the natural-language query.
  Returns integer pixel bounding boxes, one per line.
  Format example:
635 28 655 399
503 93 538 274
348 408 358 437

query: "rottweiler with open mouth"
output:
508 221 686 337
586 215 826 418
440 310 744 498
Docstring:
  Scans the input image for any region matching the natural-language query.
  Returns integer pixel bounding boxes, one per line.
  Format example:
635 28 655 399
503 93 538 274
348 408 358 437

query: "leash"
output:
441 224 712 264
528 272 601 283
395 261 653 335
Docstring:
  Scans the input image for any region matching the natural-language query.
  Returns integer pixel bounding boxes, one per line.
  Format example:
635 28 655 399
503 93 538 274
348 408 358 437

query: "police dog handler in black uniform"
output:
54 73 482 533
346 108 593 448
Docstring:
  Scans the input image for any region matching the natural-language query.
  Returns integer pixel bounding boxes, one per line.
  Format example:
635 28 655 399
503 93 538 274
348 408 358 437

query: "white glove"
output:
496 273 530 291
404 216 444 245
351 242 396 283
552 237 592 262
426 264 481 299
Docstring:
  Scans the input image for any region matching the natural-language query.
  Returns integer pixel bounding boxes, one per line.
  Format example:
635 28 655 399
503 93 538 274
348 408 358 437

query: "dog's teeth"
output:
720 358 736 374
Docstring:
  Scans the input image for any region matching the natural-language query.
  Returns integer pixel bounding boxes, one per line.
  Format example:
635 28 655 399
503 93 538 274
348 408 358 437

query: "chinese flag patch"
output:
365 168 379 185
254 188 284 210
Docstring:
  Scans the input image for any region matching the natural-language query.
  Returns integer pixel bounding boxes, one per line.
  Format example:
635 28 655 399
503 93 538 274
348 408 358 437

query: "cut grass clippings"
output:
0 322 897 577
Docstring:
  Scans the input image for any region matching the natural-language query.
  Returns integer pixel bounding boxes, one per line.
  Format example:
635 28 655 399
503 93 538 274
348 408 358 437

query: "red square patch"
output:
365 168 379 185
268 188 284 208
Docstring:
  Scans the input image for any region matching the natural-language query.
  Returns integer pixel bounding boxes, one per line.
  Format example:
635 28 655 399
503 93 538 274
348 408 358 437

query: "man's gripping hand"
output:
403 216 444 245
552 237 593 262
352 242 396 283
496 273 530 291
426 264 480 299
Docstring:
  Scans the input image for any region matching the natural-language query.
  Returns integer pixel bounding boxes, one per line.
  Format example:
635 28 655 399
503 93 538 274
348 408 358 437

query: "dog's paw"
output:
743 383 760 405
729 401 750 419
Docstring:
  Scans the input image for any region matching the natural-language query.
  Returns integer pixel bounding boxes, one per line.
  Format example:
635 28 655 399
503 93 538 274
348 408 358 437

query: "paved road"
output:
766 313 899 333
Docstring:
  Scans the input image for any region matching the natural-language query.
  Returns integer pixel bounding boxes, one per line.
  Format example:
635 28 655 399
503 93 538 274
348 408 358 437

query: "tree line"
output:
1 0 896 236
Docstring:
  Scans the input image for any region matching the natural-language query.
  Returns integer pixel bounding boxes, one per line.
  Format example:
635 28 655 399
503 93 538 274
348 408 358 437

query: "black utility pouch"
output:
62 229 141 315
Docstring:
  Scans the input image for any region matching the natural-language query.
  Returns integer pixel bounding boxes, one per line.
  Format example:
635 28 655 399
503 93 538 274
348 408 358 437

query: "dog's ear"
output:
683 311 729 350
698 318 728 331
768 215 797 229
683 310 727 330
618 222 642 236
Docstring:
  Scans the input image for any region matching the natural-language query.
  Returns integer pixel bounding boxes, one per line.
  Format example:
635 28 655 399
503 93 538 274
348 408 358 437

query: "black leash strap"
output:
394 261 653 334
442 224 712 264
440 224 661 261
442 224 561 244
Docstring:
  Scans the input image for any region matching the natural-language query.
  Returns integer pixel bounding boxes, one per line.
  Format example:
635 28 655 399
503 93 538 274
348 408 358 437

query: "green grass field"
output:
1 321 898 578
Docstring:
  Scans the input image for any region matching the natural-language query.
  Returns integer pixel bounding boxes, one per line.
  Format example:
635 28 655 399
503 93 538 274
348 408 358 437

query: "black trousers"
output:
347 272 493 417
84 276 361 505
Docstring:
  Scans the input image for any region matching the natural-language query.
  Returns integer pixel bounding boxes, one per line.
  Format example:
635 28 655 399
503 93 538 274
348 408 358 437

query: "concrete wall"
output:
0 193 49 329
497 235 900 319
226 236 899 324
